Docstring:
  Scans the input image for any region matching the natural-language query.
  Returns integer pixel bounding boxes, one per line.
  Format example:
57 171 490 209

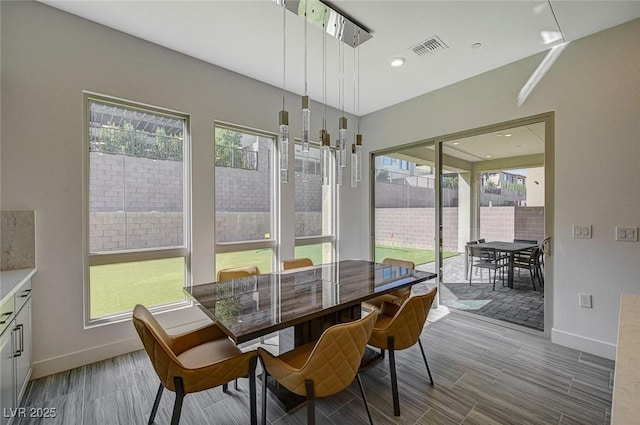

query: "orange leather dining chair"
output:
217 265 261 282
362 258 415 311
281 257 313 271
367 287 438 416
132 305 258 425
258 311 378 425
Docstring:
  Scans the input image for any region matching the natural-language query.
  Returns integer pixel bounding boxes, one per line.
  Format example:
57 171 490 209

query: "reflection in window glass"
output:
215 127 274 243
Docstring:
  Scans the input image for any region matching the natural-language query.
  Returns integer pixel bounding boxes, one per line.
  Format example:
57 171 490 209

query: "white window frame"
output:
83 92 192 327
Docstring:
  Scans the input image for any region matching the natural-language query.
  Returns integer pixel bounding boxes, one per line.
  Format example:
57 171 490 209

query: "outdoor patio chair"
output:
513 246 543 290
468 246 506 290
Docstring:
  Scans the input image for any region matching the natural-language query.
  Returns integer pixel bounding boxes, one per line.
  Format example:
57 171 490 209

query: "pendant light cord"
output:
282 0 286 110
547 0 566 43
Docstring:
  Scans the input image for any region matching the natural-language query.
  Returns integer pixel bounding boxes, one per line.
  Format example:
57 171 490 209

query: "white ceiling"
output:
40 0 640 116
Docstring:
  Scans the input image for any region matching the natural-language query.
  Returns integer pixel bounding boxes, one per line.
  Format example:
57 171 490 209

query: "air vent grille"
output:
410 36 449 56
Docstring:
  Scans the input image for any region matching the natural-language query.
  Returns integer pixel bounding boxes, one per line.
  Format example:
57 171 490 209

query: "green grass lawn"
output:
91 245 460 318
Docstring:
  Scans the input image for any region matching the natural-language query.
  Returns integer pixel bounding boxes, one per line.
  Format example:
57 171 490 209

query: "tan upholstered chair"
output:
217 265 261 282
281 257 313 271
132 305 258 425
367 287 437 416
258 311 378 425
362 258 415 311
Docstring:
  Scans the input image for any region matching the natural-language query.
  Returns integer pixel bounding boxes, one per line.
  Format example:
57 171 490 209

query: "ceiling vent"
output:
410 36 449 56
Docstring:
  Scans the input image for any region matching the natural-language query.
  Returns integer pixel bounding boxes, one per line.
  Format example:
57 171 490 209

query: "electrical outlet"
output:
615 226 639 242
579 293 592 308
573 224 592 239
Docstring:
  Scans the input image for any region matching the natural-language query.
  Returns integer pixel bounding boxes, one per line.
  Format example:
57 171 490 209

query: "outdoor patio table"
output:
474 241 538 289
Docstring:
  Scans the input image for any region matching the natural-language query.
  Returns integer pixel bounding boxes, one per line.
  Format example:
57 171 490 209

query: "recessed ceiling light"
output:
504 133 512 137
471 42 482 49
453 142 459 145
485 155 492 158
390 57 406 67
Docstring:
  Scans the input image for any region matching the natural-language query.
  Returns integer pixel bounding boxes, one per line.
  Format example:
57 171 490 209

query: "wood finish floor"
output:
16 313 613 425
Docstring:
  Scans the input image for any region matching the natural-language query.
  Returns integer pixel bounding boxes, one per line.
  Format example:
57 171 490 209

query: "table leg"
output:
508 252 515 289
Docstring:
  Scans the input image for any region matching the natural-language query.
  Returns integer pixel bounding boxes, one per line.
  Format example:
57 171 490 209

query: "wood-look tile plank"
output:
21 366 85 407
414 406 463 425
84 386 145 425
14 391 83 425
494 370 606 425
462 400 551 425
454 371 562 424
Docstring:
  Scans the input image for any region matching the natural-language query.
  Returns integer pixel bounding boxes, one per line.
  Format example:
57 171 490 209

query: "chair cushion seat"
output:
277 341 316 369
177 337 243 369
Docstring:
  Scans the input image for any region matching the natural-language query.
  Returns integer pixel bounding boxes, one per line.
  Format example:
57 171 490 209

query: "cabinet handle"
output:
13 324 24 357
0 311 13 325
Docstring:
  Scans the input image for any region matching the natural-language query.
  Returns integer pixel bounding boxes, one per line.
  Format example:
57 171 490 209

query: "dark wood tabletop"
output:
185 259 436 344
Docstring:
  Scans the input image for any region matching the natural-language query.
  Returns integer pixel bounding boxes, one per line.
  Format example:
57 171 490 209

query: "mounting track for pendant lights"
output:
278 0 372 47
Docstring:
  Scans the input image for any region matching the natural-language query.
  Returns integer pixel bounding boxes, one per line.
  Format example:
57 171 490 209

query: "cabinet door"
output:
14 300 31 403
0 329 15 425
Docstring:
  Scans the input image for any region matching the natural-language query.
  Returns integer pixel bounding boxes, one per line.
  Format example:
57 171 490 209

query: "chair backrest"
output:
477 238 486 243
294 311 378 398
469 245 497 261
282 258 313 271
217 265 261 282
382 258 415 269
514 239 538 244
132 304 182 390
369 287 438 351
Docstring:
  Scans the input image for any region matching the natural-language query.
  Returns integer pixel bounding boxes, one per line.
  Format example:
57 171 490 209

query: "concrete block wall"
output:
479 207 516 242
514 207 545 242
89 212 183 252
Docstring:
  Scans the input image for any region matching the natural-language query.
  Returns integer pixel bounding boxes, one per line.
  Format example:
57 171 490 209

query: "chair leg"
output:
356 373 374 425
223 382 229 393
261 362 268 425
387 336 400 416
235 379 239 391
171 377 185 425
418 339 434 385
249 357 258 425
305 380 316 425
379 348 385 359
528 268 536 291
148 383 164 425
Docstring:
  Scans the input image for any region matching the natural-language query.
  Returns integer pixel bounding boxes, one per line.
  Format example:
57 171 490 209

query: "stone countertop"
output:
0 268 36 305
611 294 640 424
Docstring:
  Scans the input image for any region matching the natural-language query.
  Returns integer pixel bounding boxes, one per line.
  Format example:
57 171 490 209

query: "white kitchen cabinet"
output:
0 273 33 425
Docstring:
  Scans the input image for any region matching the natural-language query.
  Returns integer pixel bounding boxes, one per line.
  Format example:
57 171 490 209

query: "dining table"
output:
474 241 538 289
184 259 436 409
186 259 436 346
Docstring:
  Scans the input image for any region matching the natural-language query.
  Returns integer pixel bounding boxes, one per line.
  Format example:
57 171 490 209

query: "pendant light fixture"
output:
320 6 331 187
335 29 346 187
278 0 289 183
353 29 364 186
301 0 311 183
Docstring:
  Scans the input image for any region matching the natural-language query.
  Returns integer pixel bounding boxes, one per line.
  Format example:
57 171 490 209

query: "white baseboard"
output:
551 328 617 360
31 317 212 379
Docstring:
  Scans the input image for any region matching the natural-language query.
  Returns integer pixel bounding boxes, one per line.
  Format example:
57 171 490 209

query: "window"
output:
294 142 336 263
215 125 277 275
86 95 190 322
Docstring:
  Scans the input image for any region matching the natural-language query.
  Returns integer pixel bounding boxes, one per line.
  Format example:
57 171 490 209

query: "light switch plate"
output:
573 224 592 239
579 293 592 308
615 226 638 242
